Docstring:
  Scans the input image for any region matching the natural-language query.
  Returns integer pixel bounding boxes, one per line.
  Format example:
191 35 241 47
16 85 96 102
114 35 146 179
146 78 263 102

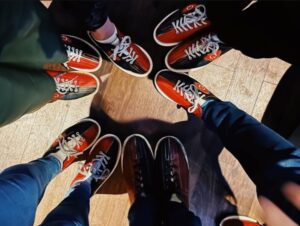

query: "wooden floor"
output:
0 1 292 226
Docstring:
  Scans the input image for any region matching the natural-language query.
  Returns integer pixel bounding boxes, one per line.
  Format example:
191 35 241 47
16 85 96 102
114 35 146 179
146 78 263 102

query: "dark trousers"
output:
205 1 300 138
128 197 202 226
50 0 109 33
262 65 300 139
202 101 300 224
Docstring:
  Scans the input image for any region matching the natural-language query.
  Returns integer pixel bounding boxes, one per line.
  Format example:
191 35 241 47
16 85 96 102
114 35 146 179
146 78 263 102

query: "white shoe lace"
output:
55 76 80 95
173 80 207 113
57 132 86 159
185 34 221 60
65 44 83 63
112 36 138 64
172 5 207 34
81 152 111 181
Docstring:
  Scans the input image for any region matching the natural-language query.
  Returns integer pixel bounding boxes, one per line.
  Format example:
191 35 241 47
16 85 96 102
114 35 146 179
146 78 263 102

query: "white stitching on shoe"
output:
172 5 207 34
173 80 206 113
112 36 138 64
90 152 111 181
184 34 221 60
65 44 83 63
55 76 80 95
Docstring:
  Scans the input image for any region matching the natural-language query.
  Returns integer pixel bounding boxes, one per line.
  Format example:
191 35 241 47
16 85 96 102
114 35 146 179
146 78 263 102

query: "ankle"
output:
91 18 116 41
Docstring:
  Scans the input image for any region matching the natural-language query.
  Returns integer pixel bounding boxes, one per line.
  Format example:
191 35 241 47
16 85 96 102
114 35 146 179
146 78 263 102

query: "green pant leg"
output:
0 0 67 69
0 66 56 127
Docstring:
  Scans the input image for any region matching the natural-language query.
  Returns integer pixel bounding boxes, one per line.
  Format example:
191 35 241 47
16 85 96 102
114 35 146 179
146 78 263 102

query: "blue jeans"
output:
128 196 202 226
202 101 300 223
0 156 91 226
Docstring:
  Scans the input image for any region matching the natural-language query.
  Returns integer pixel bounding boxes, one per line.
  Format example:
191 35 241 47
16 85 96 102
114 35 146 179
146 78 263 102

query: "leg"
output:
202 100 300 223
0 66 56 127
164 201 201 226
0 119 100 226
262 65 300 139
0 0 66 127
0 156 61 226
122 135 160 226
153 69 300 224
51 0 152 77
128 196 161 226
0 0 67 69
50 0 109 33
42 134 121 225
41 181 91 226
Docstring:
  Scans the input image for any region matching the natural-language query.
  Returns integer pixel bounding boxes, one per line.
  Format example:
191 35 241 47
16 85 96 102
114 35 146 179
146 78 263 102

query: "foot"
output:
44 118 101 170
122 134 155 203
61 34 102 72
154 3 211 47
70 134 121 194
220 216 263 226
155 136 189 207
47 71 99 101
165 33 230 73
88 30 153 77
154 69 218 117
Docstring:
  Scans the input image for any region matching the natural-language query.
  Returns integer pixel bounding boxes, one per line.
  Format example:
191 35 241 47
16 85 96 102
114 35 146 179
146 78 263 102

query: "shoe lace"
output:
164 152 180 192
90 152 111 181
65 44 83 63
57 132 86 159
172 5 207 34
173 80 206 113
133 154 146 195
54 76 80 95
112 36 138 64
185 34 220 60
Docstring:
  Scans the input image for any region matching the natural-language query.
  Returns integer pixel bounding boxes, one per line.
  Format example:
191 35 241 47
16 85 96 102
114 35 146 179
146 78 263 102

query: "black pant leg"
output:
262 65 300 139
49 0 109 33
164 201 202 226
128 196 162 226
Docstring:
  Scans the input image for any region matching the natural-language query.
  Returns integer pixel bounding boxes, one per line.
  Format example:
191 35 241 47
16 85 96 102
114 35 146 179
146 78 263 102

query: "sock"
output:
49 151 67 169
95 26 119 46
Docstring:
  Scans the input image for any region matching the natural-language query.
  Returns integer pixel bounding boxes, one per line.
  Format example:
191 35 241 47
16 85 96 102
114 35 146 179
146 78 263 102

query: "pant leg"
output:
202 100 300 223
41 181 91 226
128 196 162 226
164 201 202 226
0 156 61 226
262 65 300 139
50 0 109 33
0 0 67 70
0 66 56 127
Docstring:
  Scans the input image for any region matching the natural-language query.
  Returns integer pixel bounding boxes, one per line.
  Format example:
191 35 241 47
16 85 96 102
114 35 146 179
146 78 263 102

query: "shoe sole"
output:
62 34 102 73
154 69 189 105
121 134 155 173
57 71 100 101
153 9 181 47
93 134 122 194
87 31 153 78
154 135 189 170
220 215 263 226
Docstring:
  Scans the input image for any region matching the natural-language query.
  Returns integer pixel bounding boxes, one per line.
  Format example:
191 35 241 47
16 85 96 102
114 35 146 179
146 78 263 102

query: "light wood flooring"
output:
0 51 290 226
0 1 292 225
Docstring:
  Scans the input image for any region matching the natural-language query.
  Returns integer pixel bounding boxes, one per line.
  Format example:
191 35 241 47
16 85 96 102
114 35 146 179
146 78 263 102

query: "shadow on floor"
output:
89 98 237 225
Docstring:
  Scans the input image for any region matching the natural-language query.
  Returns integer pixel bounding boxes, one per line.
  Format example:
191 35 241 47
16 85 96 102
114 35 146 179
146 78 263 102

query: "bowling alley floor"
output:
0 1 291 226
